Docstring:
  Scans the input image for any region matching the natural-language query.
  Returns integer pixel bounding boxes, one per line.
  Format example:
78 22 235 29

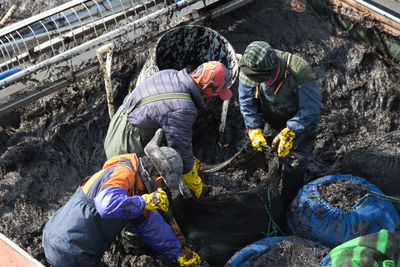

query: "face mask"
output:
263 64 280 86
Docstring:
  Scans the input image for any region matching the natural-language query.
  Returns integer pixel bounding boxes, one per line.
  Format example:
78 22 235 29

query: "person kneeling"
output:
42 151 201 266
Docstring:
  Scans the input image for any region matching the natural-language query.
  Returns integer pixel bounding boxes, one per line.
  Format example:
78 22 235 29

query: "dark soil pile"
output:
1 0 400 266
318 180 368 210
253 236 330 267
200 143 274 195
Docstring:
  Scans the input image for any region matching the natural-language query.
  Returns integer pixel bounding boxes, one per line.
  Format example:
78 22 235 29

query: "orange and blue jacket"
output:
81 153 183 260
81 153 148 218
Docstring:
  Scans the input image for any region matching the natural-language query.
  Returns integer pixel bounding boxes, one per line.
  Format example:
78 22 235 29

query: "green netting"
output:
330 229 400 267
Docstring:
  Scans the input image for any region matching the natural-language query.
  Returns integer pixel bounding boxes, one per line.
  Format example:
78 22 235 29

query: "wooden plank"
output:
328 0 400 36
0 233 44 267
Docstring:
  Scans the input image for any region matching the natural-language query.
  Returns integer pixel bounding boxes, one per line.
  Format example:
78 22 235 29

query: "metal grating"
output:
0 0 253 117
0 0 171 72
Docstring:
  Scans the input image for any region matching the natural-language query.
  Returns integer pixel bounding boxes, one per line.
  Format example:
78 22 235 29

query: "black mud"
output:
253 236 330 267
318 179 368 210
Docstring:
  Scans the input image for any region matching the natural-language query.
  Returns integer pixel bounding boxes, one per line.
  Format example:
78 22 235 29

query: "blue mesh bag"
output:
287 174 400 248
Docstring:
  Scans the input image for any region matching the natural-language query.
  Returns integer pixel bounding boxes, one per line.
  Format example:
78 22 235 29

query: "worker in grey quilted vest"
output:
104 61 232 198
238 41 321 205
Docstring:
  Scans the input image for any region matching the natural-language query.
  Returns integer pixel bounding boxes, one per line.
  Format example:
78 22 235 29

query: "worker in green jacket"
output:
238 41 321 205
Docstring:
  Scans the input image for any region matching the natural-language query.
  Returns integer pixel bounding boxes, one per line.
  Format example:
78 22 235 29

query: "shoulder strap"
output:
286 53 292 67
117 157 136 174
127 92 191 114
137 158 154 193
273 53 292 95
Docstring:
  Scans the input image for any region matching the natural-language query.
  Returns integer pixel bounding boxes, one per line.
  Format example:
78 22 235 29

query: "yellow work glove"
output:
248 128 267 151
271 127 295 157
177 251 202 267
193 157 203 171
141 188 169 212
181 161 203 198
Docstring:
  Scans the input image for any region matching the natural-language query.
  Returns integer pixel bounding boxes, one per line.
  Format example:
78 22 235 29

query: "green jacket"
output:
258 50 316 130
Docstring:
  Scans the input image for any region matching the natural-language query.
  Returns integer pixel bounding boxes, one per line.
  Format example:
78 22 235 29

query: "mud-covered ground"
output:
1 0 400 266
253 236 330 266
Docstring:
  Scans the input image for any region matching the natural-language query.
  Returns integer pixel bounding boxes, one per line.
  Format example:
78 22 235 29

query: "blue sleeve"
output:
94 186 146 219
287 80 321 134
135 210 184 260
238 81 263 129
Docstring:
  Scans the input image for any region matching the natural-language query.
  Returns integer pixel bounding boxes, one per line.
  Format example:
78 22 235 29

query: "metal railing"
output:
0 0 253 117
0 0 168 71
